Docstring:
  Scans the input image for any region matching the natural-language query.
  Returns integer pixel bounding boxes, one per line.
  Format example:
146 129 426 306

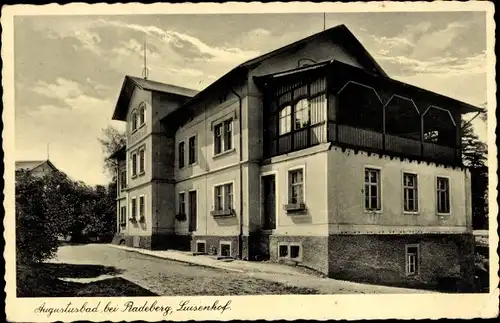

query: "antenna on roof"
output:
142 34 149 80
47 142 51 160
323 12 326 31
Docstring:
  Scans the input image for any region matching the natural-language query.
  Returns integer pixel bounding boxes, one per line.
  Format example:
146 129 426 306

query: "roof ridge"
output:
126 75 199 93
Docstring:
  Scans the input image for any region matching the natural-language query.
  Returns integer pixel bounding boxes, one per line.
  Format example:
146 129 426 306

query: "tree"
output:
15 170 77 264
97 125 125 238
461 118 488 230
80 184 117 242
97 125 126 178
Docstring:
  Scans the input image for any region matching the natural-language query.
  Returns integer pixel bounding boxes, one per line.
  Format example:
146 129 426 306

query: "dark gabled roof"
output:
242 24 387 77
127 76 199 97
254 59 482 114
112 75 199 121
15 159 58 172
108 145 126 160
175 24 387 111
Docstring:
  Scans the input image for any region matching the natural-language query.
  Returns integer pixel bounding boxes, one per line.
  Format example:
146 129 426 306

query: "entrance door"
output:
188 190 197 232
262 175 276 230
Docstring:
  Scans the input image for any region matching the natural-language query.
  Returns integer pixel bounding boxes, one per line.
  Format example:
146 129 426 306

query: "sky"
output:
14 11 489 185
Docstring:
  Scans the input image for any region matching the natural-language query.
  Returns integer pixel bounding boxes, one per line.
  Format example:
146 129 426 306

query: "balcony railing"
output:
328 122 460 165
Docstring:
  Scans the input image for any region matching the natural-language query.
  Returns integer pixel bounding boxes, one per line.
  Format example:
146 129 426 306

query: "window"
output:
224 119 232 151
139 195 145 219
278 99 311 135
196 241 206 254
178 141 185 168
131 110 138 132
279 105 292 135
131 197 137 219
293 98 310 130
290 245 301 259
279 245 288 258
214 124 222 154
139 103 146 126
139 148 145 174
120 206 127 225
403 173 418 212
214 183 233 211
405 245 419 276
188 136 196 165
214 119 233 155
120 170 127 190
365 168 381 211
288 168 304 204
220 242 231 257
279 244 301 261
179 192 186 214
131 153 137 177
437 177 450 214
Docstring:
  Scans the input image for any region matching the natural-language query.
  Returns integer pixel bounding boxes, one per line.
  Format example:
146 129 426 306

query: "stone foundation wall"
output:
327 234 475 291
111 233 191 251
190 235 241 258
269 235 329 275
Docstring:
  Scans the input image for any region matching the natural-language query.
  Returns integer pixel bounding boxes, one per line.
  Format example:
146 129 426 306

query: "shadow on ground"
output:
17 263 157 297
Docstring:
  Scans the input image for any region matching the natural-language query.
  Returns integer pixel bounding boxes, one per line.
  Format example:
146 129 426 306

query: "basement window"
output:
279 243 302 261
290 245 301 259
279 244 288 258
405 244 420 276
220 242 231 257
196 241 206 254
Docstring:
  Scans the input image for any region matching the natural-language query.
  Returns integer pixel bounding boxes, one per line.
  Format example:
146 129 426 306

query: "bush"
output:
15 172 59 264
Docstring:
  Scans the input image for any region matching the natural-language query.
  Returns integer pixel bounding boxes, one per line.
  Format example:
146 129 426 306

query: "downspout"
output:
230 87 244 260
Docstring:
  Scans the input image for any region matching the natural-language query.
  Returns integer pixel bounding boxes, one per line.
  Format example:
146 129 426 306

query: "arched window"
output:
139 103 146 126
279 105 291 135
294 98 310 130
131 110 138 131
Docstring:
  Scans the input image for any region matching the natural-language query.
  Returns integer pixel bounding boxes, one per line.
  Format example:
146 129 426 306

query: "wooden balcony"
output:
328 122 460 165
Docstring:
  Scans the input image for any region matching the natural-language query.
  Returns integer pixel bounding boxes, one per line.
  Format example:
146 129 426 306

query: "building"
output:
110 25 479 290
15 159 58 177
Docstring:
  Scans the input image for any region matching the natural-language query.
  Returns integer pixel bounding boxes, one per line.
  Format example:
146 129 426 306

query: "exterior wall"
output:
269 235 329 275
176 166 241 236
174 92 242 181
328 234 475 291
191 235 240 258
126 135 153 192
260 144 330 236
327 146 471 234
125 184 153 236
151 92 181 133
173 85 247 241
174 176 206 235
151 182 175 235
244 162 261 234
243 95 263 162
119 87 184 244
126 88 152 147
151 135 175 181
